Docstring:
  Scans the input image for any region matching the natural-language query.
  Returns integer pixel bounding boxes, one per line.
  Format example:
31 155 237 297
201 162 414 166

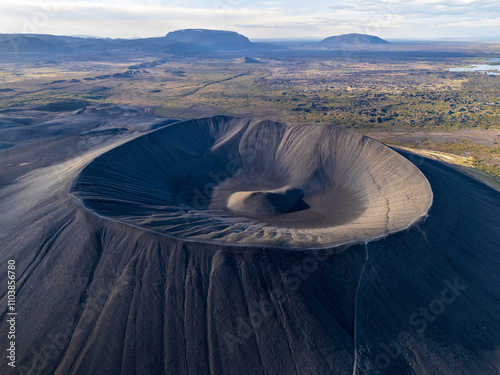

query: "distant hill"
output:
164 29 252 50
320 33 389 46
0 36 72 53
235 56 263 64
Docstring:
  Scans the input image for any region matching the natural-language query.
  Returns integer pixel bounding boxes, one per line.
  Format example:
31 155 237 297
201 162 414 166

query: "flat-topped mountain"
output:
165 29 252 50
320 33 389 46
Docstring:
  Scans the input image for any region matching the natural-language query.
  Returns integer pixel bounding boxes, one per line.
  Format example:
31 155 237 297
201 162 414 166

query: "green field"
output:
0 54 499 181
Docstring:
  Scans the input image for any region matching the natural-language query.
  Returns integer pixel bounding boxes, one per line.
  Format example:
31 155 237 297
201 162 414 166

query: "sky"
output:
0 0 499 40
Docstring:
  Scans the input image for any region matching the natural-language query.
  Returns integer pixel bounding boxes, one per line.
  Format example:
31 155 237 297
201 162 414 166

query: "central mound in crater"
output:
226 187 309 217
71 116 433 248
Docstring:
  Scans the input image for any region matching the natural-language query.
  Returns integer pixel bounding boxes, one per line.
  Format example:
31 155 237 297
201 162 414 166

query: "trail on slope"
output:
352 243 369 375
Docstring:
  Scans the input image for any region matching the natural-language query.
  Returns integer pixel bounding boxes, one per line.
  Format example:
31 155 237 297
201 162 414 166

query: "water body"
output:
448 59 500 75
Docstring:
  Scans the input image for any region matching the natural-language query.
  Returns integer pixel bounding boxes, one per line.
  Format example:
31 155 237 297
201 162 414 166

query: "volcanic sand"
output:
1 109 499 374
71 116 432 248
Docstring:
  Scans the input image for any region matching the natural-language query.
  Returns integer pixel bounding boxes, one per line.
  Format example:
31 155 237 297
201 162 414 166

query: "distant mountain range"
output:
0 30 393 55
5 30 460 63
0 30 254 57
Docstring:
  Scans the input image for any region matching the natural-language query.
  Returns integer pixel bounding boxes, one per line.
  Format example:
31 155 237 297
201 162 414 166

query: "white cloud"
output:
0 0 498 39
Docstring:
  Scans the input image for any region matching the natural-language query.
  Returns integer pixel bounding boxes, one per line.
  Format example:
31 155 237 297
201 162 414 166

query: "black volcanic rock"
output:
165 29 252 50
320 33 389 46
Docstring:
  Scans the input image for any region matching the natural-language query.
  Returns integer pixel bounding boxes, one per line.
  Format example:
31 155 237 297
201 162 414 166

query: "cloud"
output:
0 1 268 37
0 0 497 39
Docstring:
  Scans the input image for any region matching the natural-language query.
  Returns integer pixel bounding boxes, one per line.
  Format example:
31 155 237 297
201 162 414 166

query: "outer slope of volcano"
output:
0 108 498 375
